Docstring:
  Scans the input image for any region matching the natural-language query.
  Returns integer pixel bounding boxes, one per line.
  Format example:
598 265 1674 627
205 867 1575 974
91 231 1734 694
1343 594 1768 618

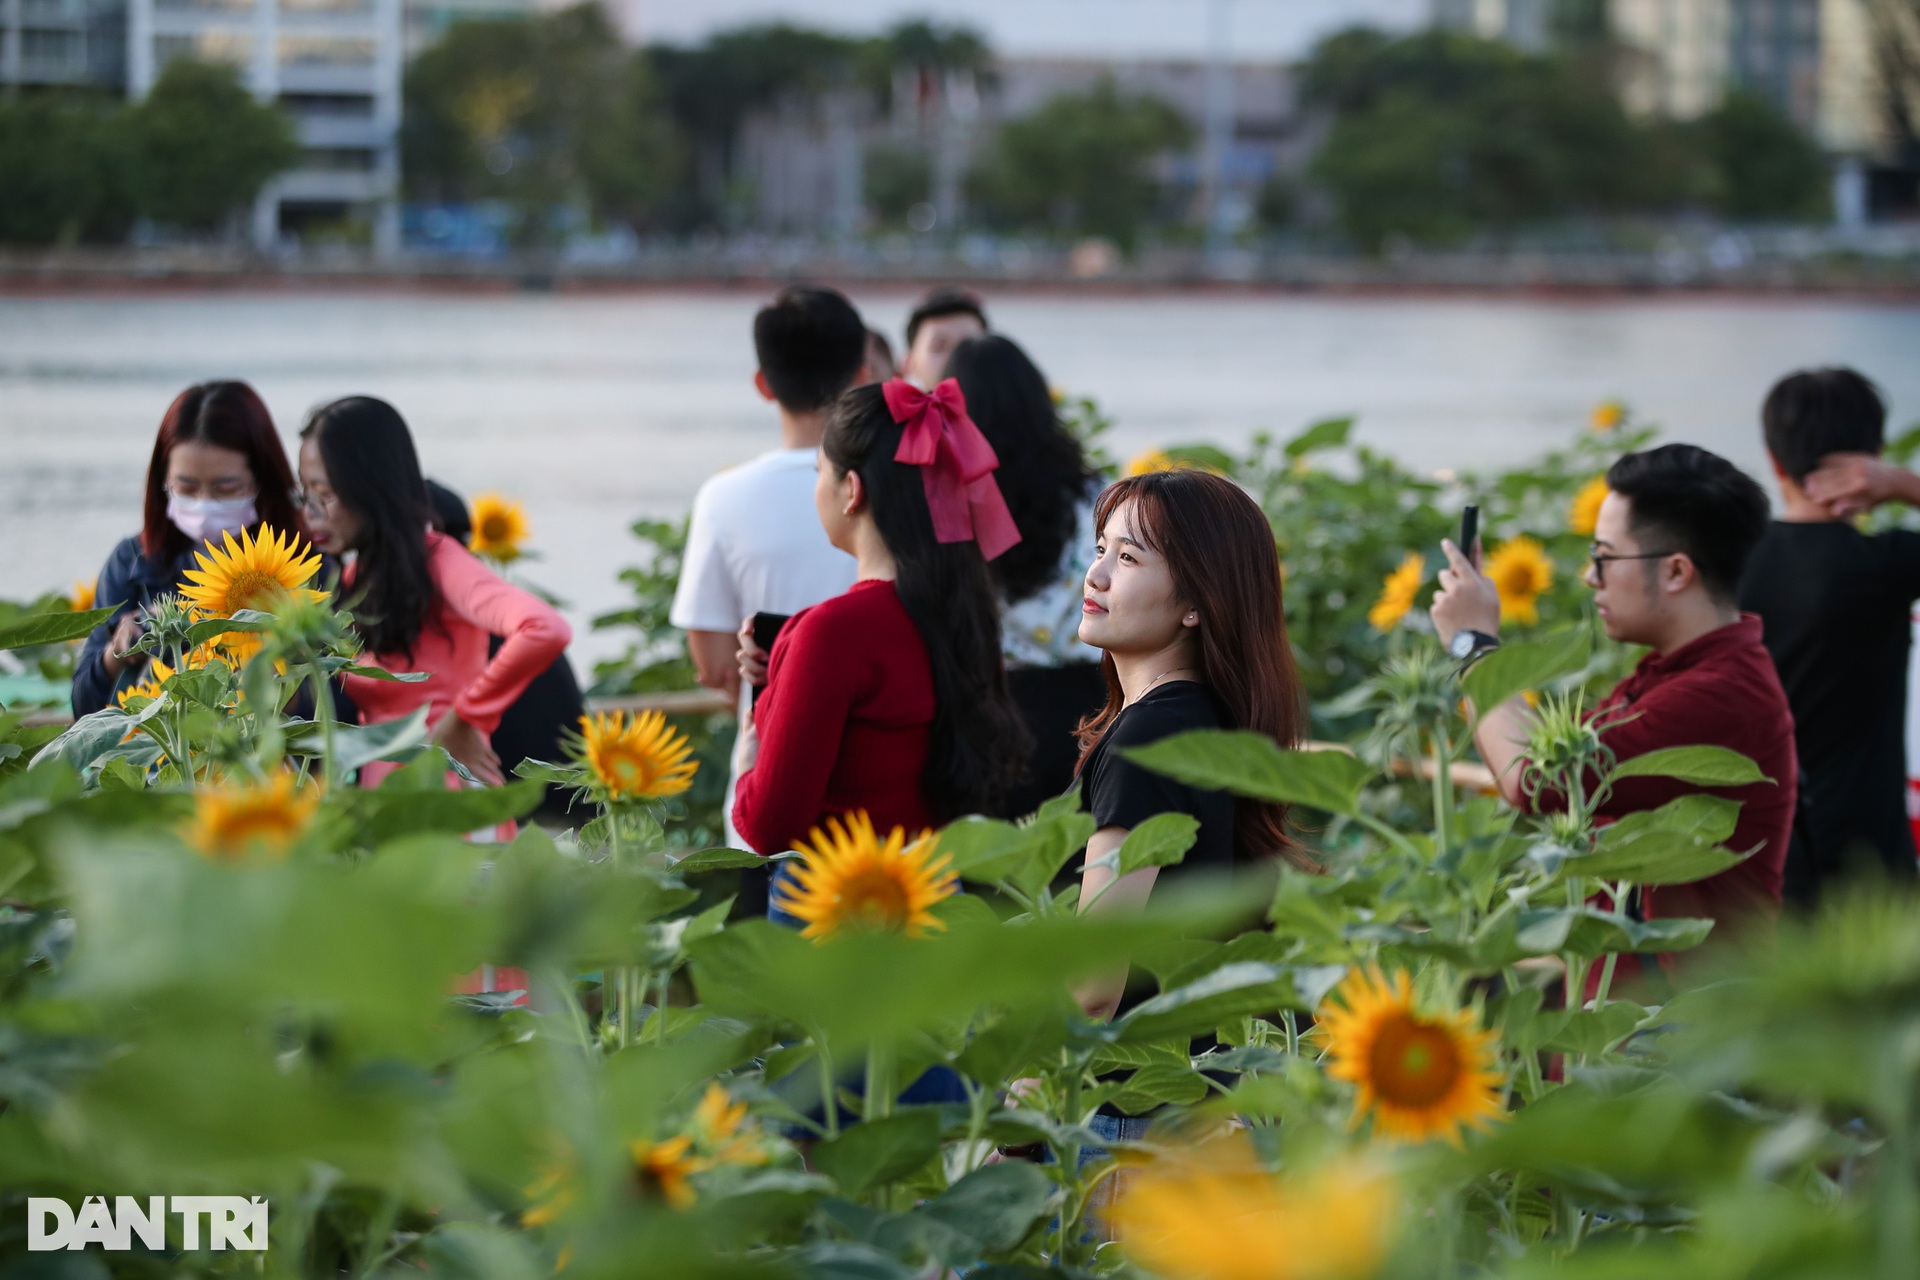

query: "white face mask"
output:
168 493 258 545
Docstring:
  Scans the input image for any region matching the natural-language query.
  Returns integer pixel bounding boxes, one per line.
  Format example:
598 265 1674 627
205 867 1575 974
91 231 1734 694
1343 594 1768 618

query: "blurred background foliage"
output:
0 6 1847 252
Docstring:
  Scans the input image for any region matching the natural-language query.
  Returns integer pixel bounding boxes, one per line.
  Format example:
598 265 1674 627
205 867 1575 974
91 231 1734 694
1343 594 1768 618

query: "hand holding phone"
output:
1458 504 1480 569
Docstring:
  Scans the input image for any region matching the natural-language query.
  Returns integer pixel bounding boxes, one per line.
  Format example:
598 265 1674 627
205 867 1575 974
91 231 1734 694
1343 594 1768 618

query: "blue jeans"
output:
1050 1112 1152 1243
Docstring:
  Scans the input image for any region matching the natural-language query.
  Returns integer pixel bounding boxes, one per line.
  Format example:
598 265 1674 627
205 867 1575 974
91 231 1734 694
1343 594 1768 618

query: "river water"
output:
3 289 1917 669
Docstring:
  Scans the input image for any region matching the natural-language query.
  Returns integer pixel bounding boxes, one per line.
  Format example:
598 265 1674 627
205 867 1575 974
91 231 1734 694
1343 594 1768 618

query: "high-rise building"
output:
1430 0 1556 51
1 0 123 89
126 0 402 253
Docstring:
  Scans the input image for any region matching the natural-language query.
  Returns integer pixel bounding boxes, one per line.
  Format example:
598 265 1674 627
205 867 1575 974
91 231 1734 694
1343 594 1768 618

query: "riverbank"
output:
5 234 1920 299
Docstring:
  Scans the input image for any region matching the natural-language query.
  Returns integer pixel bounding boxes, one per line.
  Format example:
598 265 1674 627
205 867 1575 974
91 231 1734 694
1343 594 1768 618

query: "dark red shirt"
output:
1521 615 1797 955
733 579 936 857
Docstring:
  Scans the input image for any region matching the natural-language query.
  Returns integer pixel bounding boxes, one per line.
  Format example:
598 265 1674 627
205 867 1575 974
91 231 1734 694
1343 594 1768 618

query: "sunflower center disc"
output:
224 570 283 613
837 867 911 929
1369 1014 1462 1108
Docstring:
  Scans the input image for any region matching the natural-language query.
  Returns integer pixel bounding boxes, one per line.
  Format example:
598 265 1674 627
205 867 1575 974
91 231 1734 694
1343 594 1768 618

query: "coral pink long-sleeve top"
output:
341 531 572 744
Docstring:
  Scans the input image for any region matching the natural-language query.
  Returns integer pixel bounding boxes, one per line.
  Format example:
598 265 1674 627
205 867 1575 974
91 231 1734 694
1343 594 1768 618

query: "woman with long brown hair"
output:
1066 467 1308 1197
72 381 307 716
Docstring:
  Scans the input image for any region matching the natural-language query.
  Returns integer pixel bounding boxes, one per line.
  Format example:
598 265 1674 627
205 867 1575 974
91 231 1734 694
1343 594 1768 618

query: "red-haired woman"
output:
72 381 307 716
1068 468 1311 1191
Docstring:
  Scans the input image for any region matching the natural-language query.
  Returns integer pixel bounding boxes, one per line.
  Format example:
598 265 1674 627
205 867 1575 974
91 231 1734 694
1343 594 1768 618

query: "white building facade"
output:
126 0 402 253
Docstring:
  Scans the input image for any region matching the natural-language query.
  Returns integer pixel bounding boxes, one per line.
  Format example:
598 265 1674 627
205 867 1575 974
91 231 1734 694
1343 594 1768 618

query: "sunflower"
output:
1316 967 1504 1146
1126 448 1177 476
117 657 176 709
1590 399 1626 432
521 1151 579 1228
186 773 320 860
1113 1137 1398 1280
178 525 325 618
1367 553 1425 632
690 1082 772 1168
629 1135 705 1210
1568 477 1610 536
1482 537 1553 627
576 710 698 802
470 492 530 563
69 579 97 613
773 812 956 942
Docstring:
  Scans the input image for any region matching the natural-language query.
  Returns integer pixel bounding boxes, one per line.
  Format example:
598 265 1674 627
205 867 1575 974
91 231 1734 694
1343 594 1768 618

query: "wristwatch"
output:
1448 629 1501 663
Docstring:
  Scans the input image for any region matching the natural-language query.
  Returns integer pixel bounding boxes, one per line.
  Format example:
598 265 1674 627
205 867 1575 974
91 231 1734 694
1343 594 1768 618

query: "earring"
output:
1185 613 1197 624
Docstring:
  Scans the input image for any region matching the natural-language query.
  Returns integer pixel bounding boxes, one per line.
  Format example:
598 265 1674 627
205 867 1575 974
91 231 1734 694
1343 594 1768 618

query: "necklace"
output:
1133 666 1196 703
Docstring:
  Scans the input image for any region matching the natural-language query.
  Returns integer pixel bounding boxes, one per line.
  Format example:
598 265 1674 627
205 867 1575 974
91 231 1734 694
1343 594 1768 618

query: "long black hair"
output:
301 397 435 658
822 384 1032 819
946 335 1099 603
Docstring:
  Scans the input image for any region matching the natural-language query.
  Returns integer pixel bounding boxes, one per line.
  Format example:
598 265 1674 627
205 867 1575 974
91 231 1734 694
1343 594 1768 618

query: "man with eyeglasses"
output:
1432 443 1796 983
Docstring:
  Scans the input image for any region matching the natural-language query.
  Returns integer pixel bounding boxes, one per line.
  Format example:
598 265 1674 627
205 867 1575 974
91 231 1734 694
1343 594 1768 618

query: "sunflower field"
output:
2 405 1918 1280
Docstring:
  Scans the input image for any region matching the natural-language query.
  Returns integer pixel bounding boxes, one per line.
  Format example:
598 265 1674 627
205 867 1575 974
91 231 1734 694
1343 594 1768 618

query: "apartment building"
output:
1 0 122 89
125 0 402 252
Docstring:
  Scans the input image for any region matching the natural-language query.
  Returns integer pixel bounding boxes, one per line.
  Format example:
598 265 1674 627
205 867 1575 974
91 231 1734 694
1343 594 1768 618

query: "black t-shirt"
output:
1080 680 1238 876
1738 520 1920 899
1080 681 1239 1116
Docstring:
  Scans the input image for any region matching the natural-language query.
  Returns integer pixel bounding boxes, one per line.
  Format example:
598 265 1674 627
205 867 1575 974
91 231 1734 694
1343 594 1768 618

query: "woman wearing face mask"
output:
72 381 308 716
296 396 570 790
1067 469 1313 1210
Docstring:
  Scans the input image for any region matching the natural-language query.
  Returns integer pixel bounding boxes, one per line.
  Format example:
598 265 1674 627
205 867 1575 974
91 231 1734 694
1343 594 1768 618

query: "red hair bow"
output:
882 378 1022 561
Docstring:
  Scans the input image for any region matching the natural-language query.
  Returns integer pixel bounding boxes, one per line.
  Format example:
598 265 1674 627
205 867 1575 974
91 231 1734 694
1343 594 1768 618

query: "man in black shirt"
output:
1738 367 1920 905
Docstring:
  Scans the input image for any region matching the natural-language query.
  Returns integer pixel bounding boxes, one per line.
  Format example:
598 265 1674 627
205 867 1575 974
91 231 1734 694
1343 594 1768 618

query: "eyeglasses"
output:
294 488 337 516
166 479 256 502
1588 544 1678 586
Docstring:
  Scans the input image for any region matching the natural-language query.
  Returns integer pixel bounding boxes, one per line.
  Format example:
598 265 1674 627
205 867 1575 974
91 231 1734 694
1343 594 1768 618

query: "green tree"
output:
126 59 297 233
1694 91 1831 220
404 3 672 238
1303 28 1685 250
0 94 133 245
969 80 1191 251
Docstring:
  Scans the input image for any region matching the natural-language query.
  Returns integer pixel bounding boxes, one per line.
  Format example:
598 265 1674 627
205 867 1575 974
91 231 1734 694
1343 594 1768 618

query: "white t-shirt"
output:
669 446 859 848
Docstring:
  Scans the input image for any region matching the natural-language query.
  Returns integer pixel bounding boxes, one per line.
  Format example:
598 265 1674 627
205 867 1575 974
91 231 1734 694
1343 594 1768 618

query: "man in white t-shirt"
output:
669 285 868 857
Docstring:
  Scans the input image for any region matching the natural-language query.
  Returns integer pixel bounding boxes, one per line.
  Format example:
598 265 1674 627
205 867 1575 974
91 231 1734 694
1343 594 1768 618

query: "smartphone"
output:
1459 504 1480 568
749 612 790 708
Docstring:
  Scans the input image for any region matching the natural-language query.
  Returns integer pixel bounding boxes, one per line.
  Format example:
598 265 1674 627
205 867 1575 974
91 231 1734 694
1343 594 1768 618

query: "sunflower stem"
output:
816 1033 839 1140
1430 723 1453 859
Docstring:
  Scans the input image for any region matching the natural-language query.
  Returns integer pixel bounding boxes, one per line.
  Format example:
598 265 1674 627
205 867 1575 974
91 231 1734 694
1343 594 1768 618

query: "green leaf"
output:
1283 416 1354 458
359 779 544 844
1462 627 1592 717
182 614 272 646
918 1162 1053 1255
338 664 431 683
0 606 117 651
670 846 768 873
1570 795 1747 885
1115 813 1199 877
1538 1002 1648 1058
954 998 1076 1086
1610 745 1771 787
287 705 431 775
29 700 166 775
938 810 1095 898
1122 732 1373 816
1114 962 1300 1042
1101 1062 1213 1114
511 758 579 786
810 1110 943 1197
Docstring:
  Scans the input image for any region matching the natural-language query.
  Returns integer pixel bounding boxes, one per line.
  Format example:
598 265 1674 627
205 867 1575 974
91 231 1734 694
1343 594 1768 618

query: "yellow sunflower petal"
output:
773 811 957 942
576 709 699 802
1114 1136 1399 1280
1569 477 1609 537
1317 966 1505 1146
186 773 320 860
1367 552 1425 632
1483 536 1552 627
470 492 530 562
177 525 323 619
